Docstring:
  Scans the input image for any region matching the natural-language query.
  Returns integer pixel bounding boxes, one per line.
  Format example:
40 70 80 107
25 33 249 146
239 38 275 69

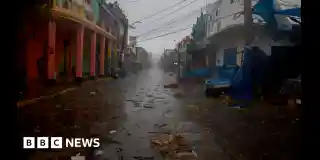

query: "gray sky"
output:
108 0 217 54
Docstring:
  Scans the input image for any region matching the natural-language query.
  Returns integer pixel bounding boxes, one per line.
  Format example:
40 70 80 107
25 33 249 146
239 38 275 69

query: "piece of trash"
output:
109 116 120 120
155 123 168 128
150 133 197 159
164 83 178 88
71 153 85 160
187 105 199 111
127 131 132 136
109 130 117 134
133 156 154 160
143 105 154 109
116 148 123 152
94 150 104 156
56 104 62 108
90 91 96 96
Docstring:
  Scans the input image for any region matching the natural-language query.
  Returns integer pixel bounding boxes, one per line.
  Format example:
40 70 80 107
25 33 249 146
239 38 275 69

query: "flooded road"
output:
95 67 227 159
18 65 300 160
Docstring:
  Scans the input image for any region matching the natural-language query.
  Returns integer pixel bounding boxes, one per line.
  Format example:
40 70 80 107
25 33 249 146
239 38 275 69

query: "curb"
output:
17 77 112 108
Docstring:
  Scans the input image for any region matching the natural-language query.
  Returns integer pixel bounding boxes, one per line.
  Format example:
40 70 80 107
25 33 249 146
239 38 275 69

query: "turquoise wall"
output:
91 0 100 23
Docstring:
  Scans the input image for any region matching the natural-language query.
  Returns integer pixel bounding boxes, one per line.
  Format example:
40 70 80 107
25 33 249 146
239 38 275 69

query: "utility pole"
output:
177 48 180 82
244 0 253 45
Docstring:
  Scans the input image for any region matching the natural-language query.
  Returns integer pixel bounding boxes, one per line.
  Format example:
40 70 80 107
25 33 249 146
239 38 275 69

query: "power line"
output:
137 24 193 42
132 0 189 24
145 0 201 25
136 7 202 37
138 10 245 43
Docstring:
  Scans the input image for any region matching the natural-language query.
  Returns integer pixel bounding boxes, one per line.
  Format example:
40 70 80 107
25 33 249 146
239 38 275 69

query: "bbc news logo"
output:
23 137 100 149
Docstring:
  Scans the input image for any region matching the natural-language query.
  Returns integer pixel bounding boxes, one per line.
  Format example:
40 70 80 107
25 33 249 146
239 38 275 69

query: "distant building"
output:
136 47 150 69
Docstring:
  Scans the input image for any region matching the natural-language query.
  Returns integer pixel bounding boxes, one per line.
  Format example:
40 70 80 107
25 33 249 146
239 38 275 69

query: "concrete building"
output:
136 47 150 69
161 49 177 72
103 1 129 73
205 0 300 67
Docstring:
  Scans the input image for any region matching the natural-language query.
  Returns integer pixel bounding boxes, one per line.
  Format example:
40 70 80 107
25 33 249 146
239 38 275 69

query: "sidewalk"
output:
18 78 115 160
18 78 111 108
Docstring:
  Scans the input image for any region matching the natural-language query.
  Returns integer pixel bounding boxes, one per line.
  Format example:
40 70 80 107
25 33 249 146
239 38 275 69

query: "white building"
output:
205 0 300 67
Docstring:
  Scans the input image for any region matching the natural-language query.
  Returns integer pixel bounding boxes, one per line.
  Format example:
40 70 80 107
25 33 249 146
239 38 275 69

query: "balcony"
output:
51 0 116 40
54 0 86 18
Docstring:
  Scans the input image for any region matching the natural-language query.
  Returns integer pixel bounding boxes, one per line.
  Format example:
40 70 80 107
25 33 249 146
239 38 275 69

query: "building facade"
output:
136 47 150 69
19 0 127 95
205 0 300 67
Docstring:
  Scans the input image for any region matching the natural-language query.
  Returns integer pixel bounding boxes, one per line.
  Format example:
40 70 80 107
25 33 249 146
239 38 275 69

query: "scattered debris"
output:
94 150 104 156
71 153 85 160
151 133 197 159
143 105 154 109
155 123 168 128
109 130 117 134
164 83 178 88
109 116 120 120
133 156 154 160
146 93 153 97
187 105 199 111
116 148 123 152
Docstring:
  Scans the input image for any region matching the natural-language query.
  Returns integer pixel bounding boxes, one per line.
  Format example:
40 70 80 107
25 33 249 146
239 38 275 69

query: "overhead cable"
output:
131 0 189 24
145 0 201 24
137 11 245 43
137 24 193 42
136 7 202 37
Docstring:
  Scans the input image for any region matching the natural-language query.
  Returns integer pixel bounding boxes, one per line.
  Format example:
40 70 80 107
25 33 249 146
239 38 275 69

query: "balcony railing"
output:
54 0 87 20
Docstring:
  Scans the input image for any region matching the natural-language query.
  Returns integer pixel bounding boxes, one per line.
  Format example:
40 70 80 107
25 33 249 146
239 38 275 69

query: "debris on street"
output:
109 130 117 134
186 104 199 112
94 150 104 156
164 83 178 88
150 133 197 159
89 91 96 96
143 105 154 109
133 156 155 160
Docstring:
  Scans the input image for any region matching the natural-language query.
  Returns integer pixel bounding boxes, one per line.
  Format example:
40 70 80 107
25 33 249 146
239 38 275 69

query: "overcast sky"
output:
107 0 217 54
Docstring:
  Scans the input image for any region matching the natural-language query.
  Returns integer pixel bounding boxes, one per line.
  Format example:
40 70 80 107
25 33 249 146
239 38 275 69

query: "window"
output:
217 20 221 31
211 23 214 32
231 0 234 3
216 8 219 16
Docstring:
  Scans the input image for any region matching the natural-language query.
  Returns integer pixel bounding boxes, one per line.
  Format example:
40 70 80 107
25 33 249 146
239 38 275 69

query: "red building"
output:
18 0 121 98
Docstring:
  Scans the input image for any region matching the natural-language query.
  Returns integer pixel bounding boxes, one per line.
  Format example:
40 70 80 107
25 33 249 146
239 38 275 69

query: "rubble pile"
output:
151 133 197 160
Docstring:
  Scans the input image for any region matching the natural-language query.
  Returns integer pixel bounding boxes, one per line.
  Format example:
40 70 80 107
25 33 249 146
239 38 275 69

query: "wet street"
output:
18 65 300 160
